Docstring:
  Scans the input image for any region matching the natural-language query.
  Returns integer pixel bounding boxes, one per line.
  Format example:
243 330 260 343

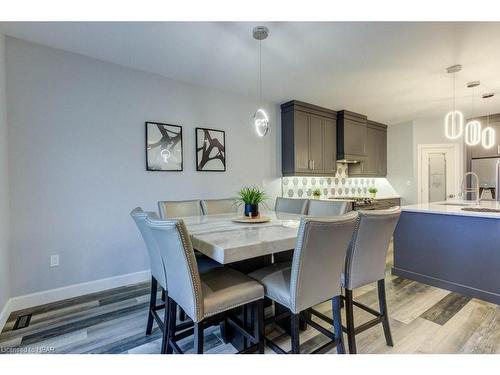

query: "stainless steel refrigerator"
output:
471 158 500 200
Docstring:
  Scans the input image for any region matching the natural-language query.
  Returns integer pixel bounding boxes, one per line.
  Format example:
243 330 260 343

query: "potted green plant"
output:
368 187 378 199
236 186 268 218
312 188 321 199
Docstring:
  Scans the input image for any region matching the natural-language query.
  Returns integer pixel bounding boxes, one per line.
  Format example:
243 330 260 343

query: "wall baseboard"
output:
0 299 13 333
0 269 150 332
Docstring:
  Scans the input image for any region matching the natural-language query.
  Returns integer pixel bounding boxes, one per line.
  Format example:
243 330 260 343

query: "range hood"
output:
336 110 367 163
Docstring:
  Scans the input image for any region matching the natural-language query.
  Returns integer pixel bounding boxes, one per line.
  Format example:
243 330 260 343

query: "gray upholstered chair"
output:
131 207 220 352
274 197 309 215
307 200 351 216
201 198 238 215
130 208 167 337
341 207 401 354
158 200 203 218
249 211 358 354
146 216 265 354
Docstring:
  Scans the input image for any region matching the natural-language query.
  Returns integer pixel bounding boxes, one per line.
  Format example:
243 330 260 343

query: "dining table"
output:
182 211 302 264
180 210 304 350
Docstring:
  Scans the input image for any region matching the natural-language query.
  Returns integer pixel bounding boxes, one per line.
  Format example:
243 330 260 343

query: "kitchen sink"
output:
461 207 500 213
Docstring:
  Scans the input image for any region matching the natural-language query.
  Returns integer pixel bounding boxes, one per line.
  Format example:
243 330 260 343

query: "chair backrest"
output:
289 211 358 313
307 200 351 216
130 208 167 289
201 198 238 215
158 200 203 218
146 216 204 322
275 197 309 215
344 207 401 290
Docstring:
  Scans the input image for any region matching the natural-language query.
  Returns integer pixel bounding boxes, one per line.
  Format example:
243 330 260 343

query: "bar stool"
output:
249 212 358 354
275 197 309 215
201 198 238 215
158 200 220 321
130 208 168 336
158 199 203 218
312 207 401 354
342 207 401 354
307 200 351 216
146 216 266 354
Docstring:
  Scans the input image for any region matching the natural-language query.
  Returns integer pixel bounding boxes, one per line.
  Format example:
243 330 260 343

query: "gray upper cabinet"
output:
337 110 368 162
348 120 387 177
281 101 337 176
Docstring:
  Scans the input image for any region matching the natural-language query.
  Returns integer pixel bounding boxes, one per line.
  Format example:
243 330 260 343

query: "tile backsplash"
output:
281 163 399 199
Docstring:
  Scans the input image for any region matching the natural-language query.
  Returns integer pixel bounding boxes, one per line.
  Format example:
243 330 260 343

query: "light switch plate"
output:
50 254 59 267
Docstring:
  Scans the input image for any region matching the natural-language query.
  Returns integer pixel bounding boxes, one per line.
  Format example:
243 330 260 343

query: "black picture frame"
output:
145 122 183 172
195 127 226 172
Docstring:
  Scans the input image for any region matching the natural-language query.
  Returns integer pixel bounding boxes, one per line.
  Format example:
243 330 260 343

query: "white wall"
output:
0 31 10 317
387 121 416 205
5 38 281 297
387 117 466 205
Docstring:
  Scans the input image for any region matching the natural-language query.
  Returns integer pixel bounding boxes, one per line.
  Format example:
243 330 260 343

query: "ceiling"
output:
2 21 500 124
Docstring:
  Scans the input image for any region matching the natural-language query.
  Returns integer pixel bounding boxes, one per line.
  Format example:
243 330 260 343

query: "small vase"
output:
370 192 377 199
244 203 259 218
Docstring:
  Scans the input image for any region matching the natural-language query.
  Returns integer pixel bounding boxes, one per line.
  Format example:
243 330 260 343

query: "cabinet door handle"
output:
498 145 500 155
312 160 315 170
308 160 311 170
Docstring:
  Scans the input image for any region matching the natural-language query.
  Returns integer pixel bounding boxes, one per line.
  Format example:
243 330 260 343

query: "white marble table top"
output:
181 211 302 264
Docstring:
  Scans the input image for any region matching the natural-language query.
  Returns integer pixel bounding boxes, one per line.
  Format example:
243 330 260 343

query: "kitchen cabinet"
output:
348 120 387 177
281 101 337 176
337 110 367 162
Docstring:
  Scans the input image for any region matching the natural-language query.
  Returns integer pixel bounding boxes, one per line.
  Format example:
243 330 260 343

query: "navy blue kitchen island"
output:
393 200 500 305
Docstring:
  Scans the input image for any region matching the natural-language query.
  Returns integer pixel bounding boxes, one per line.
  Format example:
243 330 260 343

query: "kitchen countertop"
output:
402 199 500 219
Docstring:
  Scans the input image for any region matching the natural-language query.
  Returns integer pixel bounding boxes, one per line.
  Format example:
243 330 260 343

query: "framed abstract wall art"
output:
145 122 183 171
195 127 226 172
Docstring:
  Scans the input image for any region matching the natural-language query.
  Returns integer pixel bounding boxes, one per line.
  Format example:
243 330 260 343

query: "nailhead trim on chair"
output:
175 220 204 322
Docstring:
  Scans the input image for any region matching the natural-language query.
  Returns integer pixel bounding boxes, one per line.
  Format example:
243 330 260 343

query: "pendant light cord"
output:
259 40 262 106
453 72 456 113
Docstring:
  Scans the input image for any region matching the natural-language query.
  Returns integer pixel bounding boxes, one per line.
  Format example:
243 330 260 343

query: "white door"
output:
418 144 462 203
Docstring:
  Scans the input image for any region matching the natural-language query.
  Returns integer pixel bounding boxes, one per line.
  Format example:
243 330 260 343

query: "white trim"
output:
0 299 13 333
417 143 463 203
0 270 150 332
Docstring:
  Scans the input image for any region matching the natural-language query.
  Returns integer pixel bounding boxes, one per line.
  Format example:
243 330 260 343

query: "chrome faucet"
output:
461 172 480 202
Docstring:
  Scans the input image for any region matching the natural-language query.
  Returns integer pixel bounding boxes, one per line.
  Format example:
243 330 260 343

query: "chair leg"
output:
332 296 346 354
179 307 187 322
161 297 170 354
345 289 357 354
146 276 157 335
256 300 265 354
290 313 300 354
161 288 166 302
165 297 177 354
377 279 394 347
194 322 204 354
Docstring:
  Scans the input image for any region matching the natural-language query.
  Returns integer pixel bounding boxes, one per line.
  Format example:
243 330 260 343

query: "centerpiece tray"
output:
231 216 271 224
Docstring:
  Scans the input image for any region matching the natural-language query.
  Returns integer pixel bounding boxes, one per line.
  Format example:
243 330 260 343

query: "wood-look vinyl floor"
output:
1 245 499 354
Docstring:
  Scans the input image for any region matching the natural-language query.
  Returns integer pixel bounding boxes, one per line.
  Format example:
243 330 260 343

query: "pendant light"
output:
465 81 481 146
481 93 496 149
444 65 464 140
253 26 269 137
